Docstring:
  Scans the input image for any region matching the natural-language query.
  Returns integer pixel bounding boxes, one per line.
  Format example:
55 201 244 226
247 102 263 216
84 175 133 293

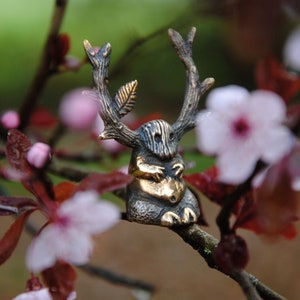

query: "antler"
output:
83 40 139 148
170 27 215 139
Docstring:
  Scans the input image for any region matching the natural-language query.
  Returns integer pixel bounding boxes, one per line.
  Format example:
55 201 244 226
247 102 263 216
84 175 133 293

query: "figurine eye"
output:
154 133 162 143
169 132 174 141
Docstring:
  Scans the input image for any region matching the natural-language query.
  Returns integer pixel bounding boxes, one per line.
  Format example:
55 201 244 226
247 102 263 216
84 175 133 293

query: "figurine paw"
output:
161 211 181 226
181 207 197 224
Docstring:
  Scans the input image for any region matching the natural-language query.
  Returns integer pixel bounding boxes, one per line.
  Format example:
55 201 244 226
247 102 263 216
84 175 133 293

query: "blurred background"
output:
0 0 300 299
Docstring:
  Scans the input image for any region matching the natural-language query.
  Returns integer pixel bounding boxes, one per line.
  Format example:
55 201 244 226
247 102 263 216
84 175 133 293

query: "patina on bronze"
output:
84 27 214 227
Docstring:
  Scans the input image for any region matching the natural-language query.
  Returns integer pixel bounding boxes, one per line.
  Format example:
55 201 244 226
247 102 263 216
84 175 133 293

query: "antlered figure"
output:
84 28 214 226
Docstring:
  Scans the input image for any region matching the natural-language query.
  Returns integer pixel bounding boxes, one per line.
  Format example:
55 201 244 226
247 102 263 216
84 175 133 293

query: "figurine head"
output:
138 119 178 159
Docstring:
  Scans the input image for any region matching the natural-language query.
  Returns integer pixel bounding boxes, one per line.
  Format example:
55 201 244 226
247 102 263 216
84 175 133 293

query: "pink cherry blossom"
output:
27 142 51 169
26 190 120 273
1 110 20 129
63 56 81 71
13 289 76 300
59 88 99 130
12 288 52 300
196 85 294 184
284 26 300 71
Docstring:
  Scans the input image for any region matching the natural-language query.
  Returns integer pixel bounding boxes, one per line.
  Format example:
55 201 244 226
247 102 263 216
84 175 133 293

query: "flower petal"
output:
59 191 120 234
284 26 300 71
206 85 249 113
260 126 294 163
26 226 58 273
217 148 258 184
13 288 52 300
196 111 227 154
249 90 286 123
59 227 93 265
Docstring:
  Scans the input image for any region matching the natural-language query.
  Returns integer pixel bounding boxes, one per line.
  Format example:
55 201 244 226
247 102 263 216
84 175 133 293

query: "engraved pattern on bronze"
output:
84 28 214 227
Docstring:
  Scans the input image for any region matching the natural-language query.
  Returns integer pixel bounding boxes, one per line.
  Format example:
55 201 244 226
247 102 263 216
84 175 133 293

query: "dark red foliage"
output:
29 107 58 128
0 196 37 216
0 210 34 265
76 171 132 194
52 33 70 67
6 129 32 173
54 181 77 203
25 275 44 291
42 261 76 300
184 166 235 207
234 167 298 239
255 55 300 103
213 234 249 275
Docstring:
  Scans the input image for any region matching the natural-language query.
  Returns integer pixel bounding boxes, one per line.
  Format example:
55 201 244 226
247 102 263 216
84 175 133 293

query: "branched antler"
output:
83 40 139 148
170 27 214 139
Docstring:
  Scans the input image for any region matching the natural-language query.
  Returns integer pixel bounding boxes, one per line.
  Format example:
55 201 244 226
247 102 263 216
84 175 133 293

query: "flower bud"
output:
59 88 98 130
1 110 20 129
27 142 51 169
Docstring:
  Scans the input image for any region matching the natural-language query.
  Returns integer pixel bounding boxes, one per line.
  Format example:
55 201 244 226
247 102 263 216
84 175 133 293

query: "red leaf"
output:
54 181 77 203
42 261 76 300
184 166 235 207
6 129 32 173
29 107 58 128
52 33 70 66
234 167 298 239
0 196 37 215
213 234 249 274
0 210 34 265
76 171 132 194
255 55 300 103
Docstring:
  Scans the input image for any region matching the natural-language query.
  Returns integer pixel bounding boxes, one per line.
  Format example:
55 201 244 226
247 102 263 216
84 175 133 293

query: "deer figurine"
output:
84 27 214 227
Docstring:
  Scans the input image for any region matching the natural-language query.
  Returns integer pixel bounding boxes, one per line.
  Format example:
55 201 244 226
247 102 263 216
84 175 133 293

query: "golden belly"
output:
137 177 185 204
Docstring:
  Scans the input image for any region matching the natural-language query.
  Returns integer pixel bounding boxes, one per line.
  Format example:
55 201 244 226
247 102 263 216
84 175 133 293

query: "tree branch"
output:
79 263 155 293
172 224 286 300
18 0 68 129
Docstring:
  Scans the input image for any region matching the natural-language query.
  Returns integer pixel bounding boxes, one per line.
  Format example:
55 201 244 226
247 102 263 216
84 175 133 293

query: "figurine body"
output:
127 120 199 225
84 28 214 226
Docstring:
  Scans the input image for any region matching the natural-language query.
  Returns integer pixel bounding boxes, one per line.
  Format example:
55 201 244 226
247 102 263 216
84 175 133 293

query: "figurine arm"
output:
134 156 165 182
172 155 185 178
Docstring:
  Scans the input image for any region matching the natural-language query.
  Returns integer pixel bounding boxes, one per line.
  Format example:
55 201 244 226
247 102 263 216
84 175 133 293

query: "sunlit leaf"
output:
54 181 77 203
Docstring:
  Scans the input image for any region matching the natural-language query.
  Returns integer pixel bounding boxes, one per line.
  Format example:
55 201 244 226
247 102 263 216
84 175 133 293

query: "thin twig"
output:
79 263 155 293
47 164 88 182
18 0 68 129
